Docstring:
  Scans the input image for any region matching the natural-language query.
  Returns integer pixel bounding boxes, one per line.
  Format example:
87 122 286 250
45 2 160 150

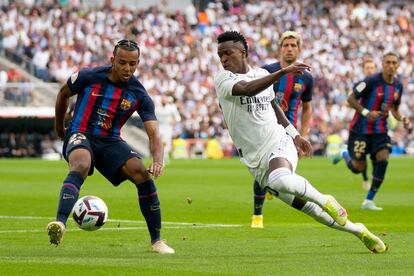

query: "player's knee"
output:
70 161 90 177
268 168 292 194
129 166 150 184
353 162 366 172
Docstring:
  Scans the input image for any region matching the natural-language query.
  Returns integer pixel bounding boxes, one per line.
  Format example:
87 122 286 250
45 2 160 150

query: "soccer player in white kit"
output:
155 94 181 163
214 31 386 253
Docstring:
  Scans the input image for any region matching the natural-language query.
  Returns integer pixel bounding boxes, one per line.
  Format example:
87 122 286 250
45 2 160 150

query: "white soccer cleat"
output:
323 195 348 226
362 180 371 191
355 223 387 253
361 200 383 211
152 240 175 254
47 221 65 246
251 215 264 228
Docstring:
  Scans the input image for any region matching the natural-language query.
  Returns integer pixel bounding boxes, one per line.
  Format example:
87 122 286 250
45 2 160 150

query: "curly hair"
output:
217 31 248 54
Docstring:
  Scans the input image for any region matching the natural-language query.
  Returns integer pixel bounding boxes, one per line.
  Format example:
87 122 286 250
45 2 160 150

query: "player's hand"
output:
366 111 380 122
293 135 313 158
283 62 311 75
148 161 164 178
55 125 65 140
402 117 412 133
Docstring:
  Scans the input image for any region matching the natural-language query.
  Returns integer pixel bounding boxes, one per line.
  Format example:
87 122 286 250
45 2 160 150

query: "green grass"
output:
0 157 413 275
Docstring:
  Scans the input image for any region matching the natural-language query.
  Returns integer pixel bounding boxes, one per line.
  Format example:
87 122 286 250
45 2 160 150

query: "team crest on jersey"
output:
293 83 303 93
394 92 399 100
120 99 131 110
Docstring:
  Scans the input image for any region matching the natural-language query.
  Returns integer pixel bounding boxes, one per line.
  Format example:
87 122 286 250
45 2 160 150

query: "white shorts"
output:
248 134 298 189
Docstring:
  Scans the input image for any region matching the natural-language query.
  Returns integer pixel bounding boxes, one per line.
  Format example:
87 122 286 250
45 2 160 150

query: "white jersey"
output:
156 103 181 132
214 68 285 168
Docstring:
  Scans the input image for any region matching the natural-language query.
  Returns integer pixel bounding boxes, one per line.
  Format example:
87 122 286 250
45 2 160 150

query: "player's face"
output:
217 41 246 74
363 62 377 77
382 55 399 77
111 48 140 82
280 38 300 64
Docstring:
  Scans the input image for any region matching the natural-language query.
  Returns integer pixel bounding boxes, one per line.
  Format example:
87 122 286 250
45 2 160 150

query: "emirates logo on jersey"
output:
120 99 131 110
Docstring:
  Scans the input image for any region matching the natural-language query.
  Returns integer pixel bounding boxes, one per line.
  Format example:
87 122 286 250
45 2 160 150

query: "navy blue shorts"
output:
347 132 392 161
63 132 141 186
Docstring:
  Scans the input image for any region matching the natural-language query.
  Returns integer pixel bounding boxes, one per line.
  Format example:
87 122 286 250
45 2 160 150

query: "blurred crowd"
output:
1 0 413 156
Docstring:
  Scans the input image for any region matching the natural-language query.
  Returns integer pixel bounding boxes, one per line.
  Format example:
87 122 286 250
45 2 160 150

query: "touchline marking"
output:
0 215 242 233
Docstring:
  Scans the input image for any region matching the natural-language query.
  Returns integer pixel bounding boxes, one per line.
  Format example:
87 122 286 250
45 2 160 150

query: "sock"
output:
366 160 388 200
300 201 362 235
342 151 360 174
56 171 84 225
253 180 266 215
362 166 368 181
136 179 161 243
268 168 327 207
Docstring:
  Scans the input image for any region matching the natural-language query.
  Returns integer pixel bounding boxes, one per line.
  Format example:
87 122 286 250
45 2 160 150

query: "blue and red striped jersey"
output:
349 72 403 134
262 62 313 127
66 66 157 140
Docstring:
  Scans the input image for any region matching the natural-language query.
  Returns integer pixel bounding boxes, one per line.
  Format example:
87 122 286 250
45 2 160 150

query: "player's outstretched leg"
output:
135 179 174 254
251 180 265 228
275 193 387 253
47 171 84 245
268 168 347 225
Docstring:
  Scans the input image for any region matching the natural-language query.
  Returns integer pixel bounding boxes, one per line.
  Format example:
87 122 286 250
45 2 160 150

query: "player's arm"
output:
390 105 412 131
143 120 164 177
232 62 311 97
271 101 312 157
55 83 73 139
300 101 312 137
347 80 380 122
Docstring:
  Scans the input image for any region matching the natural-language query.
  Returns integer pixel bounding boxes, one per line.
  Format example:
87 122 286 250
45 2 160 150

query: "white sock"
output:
301 201 362 236
268 168 327 207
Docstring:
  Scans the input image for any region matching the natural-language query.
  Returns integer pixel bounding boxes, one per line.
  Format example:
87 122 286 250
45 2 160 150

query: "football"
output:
72 195 108 231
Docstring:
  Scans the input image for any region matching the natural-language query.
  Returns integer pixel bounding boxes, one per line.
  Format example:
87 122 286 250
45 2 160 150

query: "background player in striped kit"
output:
333 58 378 191
333 52 412 210
47 40 174 254
251 31 314 228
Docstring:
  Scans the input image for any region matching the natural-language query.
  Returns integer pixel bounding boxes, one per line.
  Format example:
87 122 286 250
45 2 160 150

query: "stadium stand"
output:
0 0 413 158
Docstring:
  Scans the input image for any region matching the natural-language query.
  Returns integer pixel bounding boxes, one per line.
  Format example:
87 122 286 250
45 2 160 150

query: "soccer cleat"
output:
47 221 65 246
331 154 343 165
251 215 264 228
355 223 387 253
323 195 348 226
265 192 274 200
361 200 383 211
362 180 371 191
152 240 175 254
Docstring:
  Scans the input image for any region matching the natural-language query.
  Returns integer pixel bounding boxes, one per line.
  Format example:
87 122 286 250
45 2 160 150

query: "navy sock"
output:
136 179 161 243
366 160 388 200
56 171 84 225
342 151 361 174
253 180 266 215
362 166 368 181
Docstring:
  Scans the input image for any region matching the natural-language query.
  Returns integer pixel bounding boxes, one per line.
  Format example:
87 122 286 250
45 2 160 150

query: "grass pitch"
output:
0 157 413 275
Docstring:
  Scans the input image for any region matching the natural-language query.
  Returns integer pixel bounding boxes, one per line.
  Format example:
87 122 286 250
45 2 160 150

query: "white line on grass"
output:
0 215 241 233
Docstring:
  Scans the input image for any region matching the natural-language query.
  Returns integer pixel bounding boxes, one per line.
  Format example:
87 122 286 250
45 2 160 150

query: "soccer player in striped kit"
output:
47 40 174 254
334 52 412 210
251 31 313 228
